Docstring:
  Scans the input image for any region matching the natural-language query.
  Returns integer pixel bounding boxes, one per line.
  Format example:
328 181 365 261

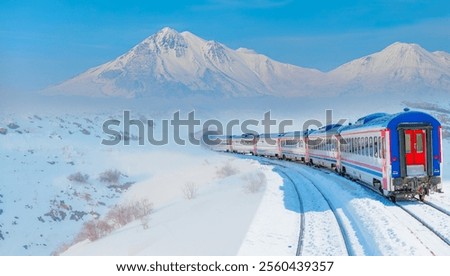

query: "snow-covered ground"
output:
1 111 449 256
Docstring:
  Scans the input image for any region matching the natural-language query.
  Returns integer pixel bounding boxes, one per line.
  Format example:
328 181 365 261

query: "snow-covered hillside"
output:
0 113 274 255
44 27 450 99
1 109 449 256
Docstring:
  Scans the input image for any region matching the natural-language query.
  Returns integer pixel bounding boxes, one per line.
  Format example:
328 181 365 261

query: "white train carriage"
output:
279 131 306 161
338 113 387 193
256 133 282 157
338 111 442 200
231 133 257 155
206 134 232 152
307 124 342 170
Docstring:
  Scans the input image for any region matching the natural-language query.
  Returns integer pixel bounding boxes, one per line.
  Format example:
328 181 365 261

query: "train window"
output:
357 137 360 154
374 137 378 158
369 137 373 157
362 137 365 156
363 137 369 156
416 133 423 153
285 139 298 146
381 137 385 159
405 134 411 153
360 137 364 155
361 137 365 155
352 138 355 153
379 137 382 159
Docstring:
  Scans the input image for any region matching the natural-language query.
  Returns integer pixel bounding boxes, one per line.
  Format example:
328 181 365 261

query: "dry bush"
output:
96 220 114 237
107 199 153 227
107 205 135 227
216 162 239 178
80 220 102 241
182 182 199 200
131 199 153 219
99 169 121 184
67 172 89 183
243 172 267 193
51 243 71 256
55 199 154 254
140 215 150 230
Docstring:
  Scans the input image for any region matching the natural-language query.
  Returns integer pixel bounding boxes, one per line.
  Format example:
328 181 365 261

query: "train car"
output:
338 111 442 201
231 133 257 155
307 124 342 170
206 134 232 152
206 110 442 202
279 131 307 161
256 133 282 157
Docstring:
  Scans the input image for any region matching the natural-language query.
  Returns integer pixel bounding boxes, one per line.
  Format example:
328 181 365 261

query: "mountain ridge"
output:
44 27 450 98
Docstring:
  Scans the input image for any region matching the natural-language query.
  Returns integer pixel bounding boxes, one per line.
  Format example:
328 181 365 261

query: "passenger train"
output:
208 110 443 202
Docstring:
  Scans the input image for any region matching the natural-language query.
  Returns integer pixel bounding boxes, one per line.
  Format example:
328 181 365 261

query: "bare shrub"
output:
55 199 154 254
99 169 121 184
131 199 153 219
107 199 153 227
243 172 267 193
107 204 134 227
140 215 150 230
96 220 114 237
216 162 239 178
67 172 89 183
80 220 101 241
72 219 112 243
52 243 71 256
182 182 199 200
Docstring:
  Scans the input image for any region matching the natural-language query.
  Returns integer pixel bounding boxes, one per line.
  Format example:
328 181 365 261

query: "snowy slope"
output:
0 112 274 255
45 27 323 98
1 109 449 256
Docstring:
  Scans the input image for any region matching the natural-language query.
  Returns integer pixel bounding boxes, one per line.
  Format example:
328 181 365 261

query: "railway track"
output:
240 154 450 254
301 160 450 248
260 159 354 256
290 167 356 256
422 200 450 217
395 201 450 246
276 170 305 256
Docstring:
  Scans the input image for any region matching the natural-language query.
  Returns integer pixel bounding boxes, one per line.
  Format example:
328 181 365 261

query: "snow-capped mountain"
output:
45 27 323 98
45 28 450 98
329 42 450 95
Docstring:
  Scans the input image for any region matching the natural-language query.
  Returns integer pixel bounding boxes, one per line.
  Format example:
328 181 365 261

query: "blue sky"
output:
1 0 449 92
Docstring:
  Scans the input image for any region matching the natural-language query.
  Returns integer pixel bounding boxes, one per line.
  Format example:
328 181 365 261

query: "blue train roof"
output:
308 124 342 137
339 111 441 133
279 131 305 138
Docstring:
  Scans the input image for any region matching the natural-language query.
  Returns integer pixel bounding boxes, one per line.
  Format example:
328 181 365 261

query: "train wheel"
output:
390 196 397 203
419 194 425 201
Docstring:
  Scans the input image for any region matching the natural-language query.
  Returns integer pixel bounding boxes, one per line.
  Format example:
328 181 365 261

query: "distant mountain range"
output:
45 27 450 98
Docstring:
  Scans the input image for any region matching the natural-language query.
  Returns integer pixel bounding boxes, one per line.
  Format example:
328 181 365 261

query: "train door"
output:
404 129 426 176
